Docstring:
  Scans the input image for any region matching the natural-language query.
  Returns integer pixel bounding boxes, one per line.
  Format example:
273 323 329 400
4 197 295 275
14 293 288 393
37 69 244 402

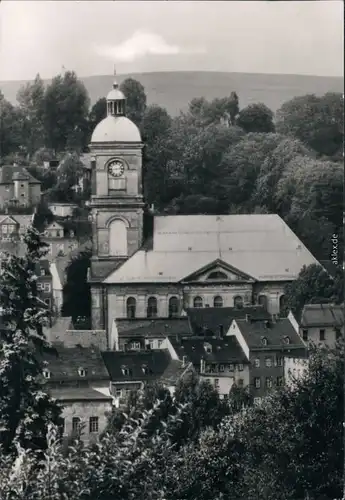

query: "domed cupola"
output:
91 68 141 144
106 72 126 117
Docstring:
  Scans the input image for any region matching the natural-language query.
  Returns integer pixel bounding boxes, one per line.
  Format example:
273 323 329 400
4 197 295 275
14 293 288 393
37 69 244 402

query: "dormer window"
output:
43 370 51 379
284 336 290 345
121 366 130 376
131 341 141 350
78 368 86 377
142 365 149 375
261 337 268 346
204 343 212 354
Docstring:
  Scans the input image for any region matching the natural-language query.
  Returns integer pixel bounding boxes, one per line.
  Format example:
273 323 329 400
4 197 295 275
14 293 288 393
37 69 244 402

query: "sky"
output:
0 1 343 81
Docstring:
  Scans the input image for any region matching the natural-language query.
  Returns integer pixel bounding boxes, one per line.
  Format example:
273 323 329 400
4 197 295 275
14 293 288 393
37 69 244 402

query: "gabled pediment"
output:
0 215 18 226
180 259 255 284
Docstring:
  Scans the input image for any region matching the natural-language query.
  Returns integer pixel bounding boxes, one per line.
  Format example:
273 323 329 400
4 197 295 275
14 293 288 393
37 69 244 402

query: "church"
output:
88 76 319 335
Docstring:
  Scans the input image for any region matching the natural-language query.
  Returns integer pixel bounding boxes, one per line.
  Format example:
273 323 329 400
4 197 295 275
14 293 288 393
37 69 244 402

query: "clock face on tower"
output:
108 159 125 177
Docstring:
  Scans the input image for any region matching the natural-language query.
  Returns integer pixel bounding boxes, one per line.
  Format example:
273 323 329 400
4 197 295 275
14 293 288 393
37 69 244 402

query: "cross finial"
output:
113 65 118 89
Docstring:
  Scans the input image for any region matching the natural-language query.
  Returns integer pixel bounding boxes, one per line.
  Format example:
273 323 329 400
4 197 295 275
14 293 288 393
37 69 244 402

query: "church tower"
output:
88 73 144 330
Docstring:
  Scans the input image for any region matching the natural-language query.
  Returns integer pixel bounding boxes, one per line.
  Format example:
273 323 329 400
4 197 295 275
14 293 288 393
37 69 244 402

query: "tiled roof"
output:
0 165 40 184
0 214 33 228
40 345 109 382
115 318 193 339
43 317 73 343
160 359 193 386
187 306 270 336
169 335 248 364
300 303 344 328
233 318 304 349
104 214 319 284
49 387 112 401
102 349 171 382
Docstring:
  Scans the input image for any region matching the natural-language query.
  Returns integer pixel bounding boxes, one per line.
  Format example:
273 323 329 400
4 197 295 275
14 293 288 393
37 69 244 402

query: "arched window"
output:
207 271 228 280
213 296 223 308
109 219 127 256
258 295 268 309
279 294 287 312
168 296 179 318
233 296 243 309
147 297 158 318
193 296 203 308
126 297 136 319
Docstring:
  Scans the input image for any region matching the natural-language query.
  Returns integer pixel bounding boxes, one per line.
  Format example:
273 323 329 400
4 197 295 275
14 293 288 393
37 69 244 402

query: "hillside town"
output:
0 1 344 499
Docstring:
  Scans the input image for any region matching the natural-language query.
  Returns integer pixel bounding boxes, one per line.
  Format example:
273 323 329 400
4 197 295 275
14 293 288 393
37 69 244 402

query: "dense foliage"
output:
0 227 61 454
0 344 343 500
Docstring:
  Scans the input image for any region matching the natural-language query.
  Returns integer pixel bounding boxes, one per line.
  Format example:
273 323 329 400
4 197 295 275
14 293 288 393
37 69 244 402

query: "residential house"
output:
228 316 307 405
291 303 344 348
36 259 53 310
0 214 34 256
167 334 250 399
41 344 113 443
102 349 173 407
0 165 41 209
42 220 79 260
110 317 193 351
48 203 78 218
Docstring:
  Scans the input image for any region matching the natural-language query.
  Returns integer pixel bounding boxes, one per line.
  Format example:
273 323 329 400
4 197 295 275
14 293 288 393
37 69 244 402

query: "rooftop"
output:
104 214 319 284
102 349 171 382
169 335 248 364
49 387 112 401
0 165 40 184
233 318 304 349
115 317 193 339
300 303 344 328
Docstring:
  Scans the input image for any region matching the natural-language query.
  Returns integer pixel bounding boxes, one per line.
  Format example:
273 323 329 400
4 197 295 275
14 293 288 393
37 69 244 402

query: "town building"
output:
41 344 113 443
48 203 78 218
42 220 79 260
290 303 344 348
36 259 53 310
0 214 34 256
87 75 320 344
228 316 307 405
0 165 41 209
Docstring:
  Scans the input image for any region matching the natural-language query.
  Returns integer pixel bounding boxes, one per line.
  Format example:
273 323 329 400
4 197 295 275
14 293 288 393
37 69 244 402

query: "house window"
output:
258 295 268 309
302 329 308 341
78 368 86 377
233 295 243 309
219 364 225 372
238 363 244 371
213 295 223 308
277 376 284 387
115 388 122 398
254 358 260 368
168 296 179 318
238 379 244 387
40 269 45 276
43 370 51 379
131 341 141 350
266 377 273 388
89 417 99 433
126 297 136 319
72 417 81 435
279 294 287 311
319 329 325 341
214 379 219 389
254 377 261 389
147 297 158 318
193 296 203 308
207 271 228 280
157 340 163 348
228 364 234 371
121 367 130 376
148 340 154 350
265 357 272 368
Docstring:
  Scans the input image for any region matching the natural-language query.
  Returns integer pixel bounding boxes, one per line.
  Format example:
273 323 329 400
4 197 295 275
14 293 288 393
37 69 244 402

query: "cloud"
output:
95 31 205 62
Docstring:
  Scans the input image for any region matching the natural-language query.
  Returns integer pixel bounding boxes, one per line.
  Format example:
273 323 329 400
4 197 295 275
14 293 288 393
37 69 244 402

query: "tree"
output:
141 104 172 144
0 227 61 453
61 245 92 321
120 78 147 126
0 92 23 157
232 344 344 500
43 71 90 153
185 93 239 127
282 264 343 319
89 97 107 126
16 74 46 157
236 102 275 133
47 152 84 203
276 93 344 158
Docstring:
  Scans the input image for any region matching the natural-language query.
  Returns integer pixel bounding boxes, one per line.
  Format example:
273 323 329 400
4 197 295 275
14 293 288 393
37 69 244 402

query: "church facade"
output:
88 78 320 339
